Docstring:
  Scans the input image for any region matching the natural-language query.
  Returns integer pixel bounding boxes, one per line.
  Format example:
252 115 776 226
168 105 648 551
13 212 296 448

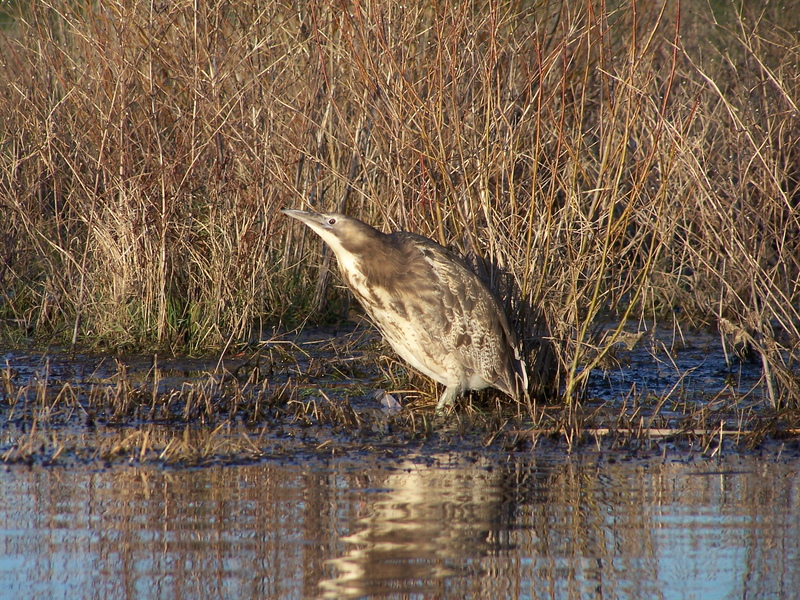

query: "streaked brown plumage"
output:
283 209 528 413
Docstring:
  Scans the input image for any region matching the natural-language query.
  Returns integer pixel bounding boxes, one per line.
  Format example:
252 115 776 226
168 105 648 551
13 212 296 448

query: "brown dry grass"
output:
0 1 798 411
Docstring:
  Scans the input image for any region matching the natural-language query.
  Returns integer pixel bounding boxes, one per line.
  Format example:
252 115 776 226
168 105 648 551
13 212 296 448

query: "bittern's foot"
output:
434 404 452 417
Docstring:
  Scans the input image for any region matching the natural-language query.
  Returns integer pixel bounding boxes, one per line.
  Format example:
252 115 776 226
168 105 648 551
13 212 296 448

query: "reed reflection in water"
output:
0 452 798 599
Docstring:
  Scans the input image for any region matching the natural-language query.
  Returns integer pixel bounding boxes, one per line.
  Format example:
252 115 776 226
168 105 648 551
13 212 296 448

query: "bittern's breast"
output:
341 266 457 386
340 240 512 394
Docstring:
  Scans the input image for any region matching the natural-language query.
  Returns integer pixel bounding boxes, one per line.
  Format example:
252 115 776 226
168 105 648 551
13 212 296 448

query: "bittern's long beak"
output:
281 208 322 227
281 209 339 243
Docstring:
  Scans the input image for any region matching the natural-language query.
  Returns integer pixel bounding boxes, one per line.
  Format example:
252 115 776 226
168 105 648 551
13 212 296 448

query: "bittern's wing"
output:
397 233 525 399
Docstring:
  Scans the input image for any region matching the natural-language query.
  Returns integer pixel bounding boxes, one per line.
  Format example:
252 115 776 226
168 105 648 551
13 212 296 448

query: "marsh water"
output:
1 325 798 599
1 451 799 599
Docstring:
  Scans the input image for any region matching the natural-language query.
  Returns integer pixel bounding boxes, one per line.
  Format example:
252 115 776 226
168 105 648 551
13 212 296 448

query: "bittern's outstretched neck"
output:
283 209 528 414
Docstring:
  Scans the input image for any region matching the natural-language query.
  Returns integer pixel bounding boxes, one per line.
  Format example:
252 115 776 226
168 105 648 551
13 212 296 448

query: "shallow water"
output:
1 450 799 600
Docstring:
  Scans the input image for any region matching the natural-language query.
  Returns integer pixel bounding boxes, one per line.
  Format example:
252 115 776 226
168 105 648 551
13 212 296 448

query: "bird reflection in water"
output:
317 457 515 599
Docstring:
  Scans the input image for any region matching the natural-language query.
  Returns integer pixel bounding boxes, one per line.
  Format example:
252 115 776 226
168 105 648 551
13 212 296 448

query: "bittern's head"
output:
282 209 384 261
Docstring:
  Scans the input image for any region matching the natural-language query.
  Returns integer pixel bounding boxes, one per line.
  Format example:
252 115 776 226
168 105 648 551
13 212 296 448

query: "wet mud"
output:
0 322 791 468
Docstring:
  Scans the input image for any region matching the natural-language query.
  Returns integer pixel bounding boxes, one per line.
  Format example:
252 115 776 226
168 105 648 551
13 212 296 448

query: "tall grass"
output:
0 1 798 407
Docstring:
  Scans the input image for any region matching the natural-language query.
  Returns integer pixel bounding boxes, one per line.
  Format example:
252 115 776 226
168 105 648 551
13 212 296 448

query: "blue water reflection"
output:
0 452 798 599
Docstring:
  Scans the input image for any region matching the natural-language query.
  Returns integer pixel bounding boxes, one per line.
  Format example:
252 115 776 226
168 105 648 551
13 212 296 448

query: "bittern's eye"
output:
328 218 336 225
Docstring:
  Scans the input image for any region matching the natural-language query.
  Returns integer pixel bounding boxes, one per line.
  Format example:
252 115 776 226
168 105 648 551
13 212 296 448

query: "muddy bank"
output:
1 322 795 468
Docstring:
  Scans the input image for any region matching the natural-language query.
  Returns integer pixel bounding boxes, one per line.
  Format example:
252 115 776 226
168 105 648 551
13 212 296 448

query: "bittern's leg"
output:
435 385 461 414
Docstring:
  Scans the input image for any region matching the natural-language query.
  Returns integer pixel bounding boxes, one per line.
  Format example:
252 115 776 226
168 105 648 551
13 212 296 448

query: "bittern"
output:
283 209 528 413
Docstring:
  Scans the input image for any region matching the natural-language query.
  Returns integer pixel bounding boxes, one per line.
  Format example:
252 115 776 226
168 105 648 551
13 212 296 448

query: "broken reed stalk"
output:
0 1 797 410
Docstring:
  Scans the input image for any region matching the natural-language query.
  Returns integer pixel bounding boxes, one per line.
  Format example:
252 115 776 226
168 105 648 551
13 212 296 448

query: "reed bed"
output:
0 1 798 413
